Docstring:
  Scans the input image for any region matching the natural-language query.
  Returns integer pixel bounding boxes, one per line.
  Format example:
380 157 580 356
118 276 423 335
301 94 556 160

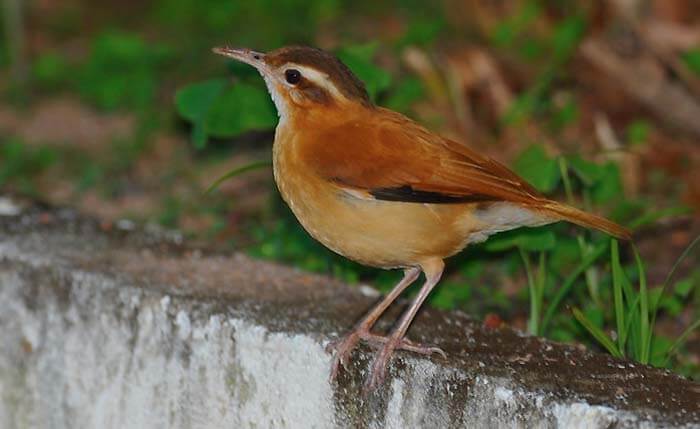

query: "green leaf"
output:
573 308 622 358
550 97 579 130
206 82 277 137
682 49 700 75
175 79 277 147
566 154 605 187
551 16 585 62
191 122 208 149
655 293 683 317
484 226 557 252
626 120 652 146
175 79 228 123
175 79 228 149
513 145 560 193
674 278 694 298
591 163 623 204
547 236 580 271
564 156 624 204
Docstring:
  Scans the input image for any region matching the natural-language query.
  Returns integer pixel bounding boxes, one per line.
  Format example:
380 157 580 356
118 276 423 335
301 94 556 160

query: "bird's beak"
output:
212 46 267 71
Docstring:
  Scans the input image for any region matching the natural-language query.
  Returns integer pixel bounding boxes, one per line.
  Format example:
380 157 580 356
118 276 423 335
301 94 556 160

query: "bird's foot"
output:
362 333 446 359
364 335 446 391
327 330 446 384
326 329 364 382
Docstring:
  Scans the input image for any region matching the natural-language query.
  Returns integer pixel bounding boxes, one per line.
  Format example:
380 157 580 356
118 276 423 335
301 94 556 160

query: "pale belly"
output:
273 163 478 269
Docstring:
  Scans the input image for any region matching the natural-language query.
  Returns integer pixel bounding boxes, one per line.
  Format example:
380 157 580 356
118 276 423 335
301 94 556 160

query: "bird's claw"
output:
365 338 397 391
327 331 446 386
363 333 447 359
327 331 362 382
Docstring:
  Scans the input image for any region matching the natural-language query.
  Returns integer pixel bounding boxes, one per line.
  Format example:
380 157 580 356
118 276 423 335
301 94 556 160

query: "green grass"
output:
573 238 700 366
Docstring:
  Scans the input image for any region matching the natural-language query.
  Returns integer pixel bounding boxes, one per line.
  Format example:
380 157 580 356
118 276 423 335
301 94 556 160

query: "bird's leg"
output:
327 267 420 381
366 259 444 390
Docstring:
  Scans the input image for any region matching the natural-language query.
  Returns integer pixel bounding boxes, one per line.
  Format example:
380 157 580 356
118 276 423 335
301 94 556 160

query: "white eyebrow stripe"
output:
284 63 344 99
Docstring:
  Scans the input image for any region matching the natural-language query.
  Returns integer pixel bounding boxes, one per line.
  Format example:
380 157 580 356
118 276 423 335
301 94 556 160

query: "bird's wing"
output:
299 108 544 205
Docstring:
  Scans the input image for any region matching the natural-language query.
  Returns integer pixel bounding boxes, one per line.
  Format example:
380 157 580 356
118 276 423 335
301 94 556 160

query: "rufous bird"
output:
213 45 631 389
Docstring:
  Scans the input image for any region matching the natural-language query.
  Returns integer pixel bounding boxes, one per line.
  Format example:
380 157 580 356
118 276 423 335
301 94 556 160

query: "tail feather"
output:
537 201 632 240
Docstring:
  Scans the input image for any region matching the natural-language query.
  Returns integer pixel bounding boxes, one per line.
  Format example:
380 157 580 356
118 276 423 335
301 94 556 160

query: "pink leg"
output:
327 267 420 381
366 259 445 390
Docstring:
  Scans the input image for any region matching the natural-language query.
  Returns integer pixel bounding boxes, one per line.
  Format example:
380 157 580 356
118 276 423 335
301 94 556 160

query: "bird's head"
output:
213 45 372 120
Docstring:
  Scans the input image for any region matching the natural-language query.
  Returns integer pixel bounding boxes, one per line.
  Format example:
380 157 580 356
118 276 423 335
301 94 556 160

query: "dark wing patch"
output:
369 185 498 204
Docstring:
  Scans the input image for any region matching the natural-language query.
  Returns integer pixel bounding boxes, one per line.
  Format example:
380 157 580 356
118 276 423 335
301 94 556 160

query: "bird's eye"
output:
285 69 301 85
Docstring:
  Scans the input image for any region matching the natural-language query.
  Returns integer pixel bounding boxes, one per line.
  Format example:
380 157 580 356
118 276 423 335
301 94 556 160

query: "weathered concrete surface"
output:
0 196 699 428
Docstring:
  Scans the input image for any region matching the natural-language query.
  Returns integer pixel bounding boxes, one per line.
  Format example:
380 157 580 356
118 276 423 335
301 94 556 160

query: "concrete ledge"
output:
1 199 699 428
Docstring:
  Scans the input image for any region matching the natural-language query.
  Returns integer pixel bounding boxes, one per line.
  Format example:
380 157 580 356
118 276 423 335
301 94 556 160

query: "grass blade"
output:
611 240 626 355
519 247 538 335
632 245 650 364
205 160 272 195
621 294 640 351
664 319 700 365
541 241 608 333
629 206 690 229
573 308 622 358
654 235 700 312
651 235 700 362
537 251 547 308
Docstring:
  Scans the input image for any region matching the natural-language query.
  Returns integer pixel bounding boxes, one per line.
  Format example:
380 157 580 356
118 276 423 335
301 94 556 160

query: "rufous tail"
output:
537 201 632 240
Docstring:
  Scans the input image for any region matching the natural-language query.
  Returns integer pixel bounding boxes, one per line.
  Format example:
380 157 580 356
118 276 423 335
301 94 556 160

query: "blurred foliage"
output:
153 0 341 46
0 139 57 195
29 31 172 112
336 43 392 100
513 145 561 193
683 49 700 76
79 32 172 111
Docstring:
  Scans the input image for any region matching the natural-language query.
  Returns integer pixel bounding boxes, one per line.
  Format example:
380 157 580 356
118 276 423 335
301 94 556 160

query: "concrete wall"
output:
1 198 699 428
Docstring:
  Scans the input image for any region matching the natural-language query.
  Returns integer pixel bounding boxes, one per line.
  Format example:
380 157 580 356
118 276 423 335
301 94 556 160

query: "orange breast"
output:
272 124 485 269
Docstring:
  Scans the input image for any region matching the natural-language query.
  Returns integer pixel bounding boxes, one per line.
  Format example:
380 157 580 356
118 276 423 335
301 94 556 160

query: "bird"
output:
213 45 631 390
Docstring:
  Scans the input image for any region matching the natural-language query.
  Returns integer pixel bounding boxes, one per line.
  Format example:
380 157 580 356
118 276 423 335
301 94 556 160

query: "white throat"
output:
261 73 289 124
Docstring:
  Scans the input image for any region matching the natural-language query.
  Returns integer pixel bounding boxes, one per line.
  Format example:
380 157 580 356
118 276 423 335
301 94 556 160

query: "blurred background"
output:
1 0 698 379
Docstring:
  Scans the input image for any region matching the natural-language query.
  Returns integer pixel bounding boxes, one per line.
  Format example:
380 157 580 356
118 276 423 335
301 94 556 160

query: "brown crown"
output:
265 46 371 106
